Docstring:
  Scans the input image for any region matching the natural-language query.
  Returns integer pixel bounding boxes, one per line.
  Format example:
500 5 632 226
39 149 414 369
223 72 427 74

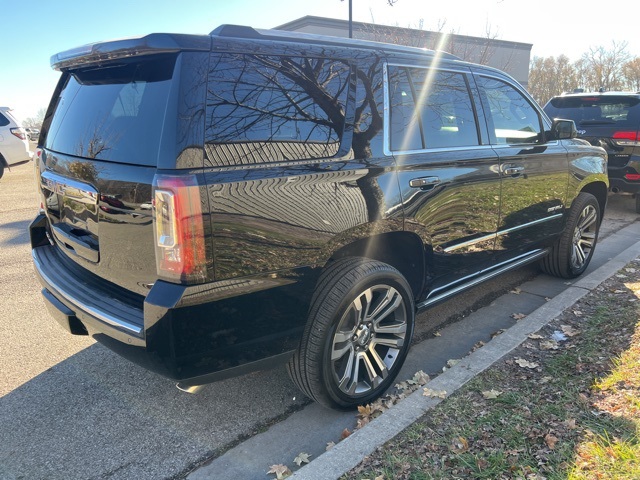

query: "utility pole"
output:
349 0 353 38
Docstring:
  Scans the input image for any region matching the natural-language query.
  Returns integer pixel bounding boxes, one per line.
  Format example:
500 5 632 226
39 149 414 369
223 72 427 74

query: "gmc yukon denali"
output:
30 25 608 409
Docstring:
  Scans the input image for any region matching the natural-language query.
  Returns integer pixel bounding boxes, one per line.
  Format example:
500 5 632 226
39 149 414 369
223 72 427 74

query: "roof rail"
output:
210 24 460 60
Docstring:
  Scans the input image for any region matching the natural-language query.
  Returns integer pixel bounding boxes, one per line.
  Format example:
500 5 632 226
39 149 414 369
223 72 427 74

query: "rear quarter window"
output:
45 55 176 166
205 53 350 166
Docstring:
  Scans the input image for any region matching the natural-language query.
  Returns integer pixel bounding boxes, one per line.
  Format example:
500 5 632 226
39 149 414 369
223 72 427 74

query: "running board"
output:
417 249 549 311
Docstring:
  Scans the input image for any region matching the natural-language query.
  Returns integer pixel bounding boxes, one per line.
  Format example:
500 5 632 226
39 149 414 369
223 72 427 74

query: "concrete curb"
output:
292 239 640 479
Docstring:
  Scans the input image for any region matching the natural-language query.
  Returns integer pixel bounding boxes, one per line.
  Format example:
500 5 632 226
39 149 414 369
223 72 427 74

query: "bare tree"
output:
528 55 578 105
580 41 631 91
622 58 640 91
22 108 46 130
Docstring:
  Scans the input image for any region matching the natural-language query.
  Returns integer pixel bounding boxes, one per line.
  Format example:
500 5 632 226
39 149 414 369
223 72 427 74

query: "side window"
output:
388 67 422 151
206 54 350 166
387 66 479 152
410 69 479 149
476 76 542 145
0 113 9 127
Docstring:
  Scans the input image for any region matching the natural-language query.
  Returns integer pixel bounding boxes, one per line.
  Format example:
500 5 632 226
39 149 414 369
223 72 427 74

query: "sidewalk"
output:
188 221 640 480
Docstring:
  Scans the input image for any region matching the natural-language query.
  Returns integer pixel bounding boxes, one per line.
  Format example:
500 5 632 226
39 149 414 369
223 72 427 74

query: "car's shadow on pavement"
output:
0 342 307 480
0 219 31 246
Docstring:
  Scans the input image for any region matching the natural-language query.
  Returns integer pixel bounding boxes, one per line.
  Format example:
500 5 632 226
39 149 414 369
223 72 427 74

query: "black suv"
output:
544 91 640 211
30 25 608 409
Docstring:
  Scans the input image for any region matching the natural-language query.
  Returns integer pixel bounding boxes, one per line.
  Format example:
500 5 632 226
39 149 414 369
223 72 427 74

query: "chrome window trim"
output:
443 213 563 253
382 62 483 157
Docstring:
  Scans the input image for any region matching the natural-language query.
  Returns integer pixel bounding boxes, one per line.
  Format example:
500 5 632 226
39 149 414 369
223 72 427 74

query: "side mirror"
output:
550 118 577 140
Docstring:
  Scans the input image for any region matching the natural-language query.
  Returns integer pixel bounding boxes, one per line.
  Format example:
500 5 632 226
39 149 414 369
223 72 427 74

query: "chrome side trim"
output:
41 170 98 205
443 214 563 253
32 250 143 337
420 249 548 309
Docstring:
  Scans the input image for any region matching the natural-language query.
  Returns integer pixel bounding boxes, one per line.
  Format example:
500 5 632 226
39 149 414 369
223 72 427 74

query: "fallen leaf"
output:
326 441 335 451
423 388 447 399
450 436 469 453
573 310 583 316
293 452 311 466
433 331 441 337
545 296 552 302
545 433 559 449
515 358 539 369
540 340 560 350
357 404 373 419
511 287 522 294
446 359 460 368
625 267 636 273
564 418 578 430
512 313 527 320
528 333 544 339
561 325 580 337
412 370 430 385
482 389 502 399
491 329 506 338
341 428 352 440
267 464 292 479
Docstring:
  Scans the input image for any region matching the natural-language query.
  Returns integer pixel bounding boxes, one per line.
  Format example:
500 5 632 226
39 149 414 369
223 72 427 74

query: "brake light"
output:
153 174 207 283
613 131 640 145
10 127 26 140
624 173 640 181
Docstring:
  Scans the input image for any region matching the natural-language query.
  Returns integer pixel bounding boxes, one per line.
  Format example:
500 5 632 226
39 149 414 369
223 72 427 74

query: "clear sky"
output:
2 0 638 122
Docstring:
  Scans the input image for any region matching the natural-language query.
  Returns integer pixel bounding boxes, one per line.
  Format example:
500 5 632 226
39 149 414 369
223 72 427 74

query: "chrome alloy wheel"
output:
570 204 598 270
329 284 408 396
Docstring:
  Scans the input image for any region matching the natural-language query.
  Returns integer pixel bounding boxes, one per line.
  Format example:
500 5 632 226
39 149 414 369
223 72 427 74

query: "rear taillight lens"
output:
153 174 207 283
10 127 26 140
624 173 640 181
613 131 640 145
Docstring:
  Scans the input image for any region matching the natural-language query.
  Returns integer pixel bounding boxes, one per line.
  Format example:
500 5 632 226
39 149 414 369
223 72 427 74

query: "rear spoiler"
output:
51 33 211 71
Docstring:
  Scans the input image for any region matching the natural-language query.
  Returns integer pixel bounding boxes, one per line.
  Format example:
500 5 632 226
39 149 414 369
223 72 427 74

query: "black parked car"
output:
544 91 640 211
30 25 608 409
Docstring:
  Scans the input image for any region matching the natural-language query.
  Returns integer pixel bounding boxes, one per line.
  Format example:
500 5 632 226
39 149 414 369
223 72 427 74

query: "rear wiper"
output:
579 119 616 125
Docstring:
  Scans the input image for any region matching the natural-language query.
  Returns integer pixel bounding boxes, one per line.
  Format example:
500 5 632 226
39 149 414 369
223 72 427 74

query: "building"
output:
275 16 532 88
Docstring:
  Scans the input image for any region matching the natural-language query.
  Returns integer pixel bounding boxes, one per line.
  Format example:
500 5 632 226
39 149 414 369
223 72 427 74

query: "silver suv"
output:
0 107 32 178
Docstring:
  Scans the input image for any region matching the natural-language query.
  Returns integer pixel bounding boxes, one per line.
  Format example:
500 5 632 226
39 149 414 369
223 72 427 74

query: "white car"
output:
0 107 33 179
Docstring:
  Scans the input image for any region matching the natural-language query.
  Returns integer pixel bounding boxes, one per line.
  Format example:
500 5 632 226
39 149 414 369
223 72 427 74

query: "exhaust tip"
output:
176 383 205 394
611 187 620 193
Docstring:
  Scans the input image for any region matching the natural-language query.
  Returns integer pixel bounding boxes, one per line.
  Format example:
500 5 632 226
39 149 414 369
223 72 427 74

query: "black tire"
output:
0 157 5 180
287 258 415 409
635 194 640 214
540 192 600 279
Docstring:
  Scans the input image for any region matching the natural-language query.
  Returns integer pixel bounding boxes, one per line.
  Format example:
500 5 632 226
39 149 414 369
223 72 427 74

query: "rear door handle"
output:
409 176 441 189
503 165 524 176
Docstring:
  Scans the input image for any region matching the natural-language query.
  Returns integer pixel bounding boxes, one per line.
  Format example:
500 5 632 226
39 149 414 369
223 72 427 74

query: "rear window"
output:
545 95 640 127
46 55 176 166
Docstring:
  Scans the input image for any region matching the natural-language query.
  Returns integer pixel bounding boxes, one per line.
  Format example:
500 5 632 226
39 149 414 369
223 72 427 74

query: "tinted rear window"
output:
46 55 176 166
545 95 640 127
205 53 350 166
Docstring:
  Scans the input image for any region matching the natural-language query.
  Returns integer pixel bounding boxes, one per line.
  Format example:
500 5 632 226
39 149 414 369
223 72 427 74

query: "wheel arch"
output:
325 231 425 302
579 180 608 223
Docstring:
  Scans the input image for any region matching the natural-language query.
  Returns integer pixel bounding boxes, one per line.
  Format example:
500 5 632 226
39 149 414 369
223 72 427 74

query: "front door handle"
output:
409 176 441 189
503 165 525 176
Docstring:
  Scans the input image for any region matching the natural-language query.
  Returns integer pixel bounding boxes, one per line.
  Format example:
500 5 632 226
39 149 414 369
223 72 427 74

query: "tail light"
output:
613 131 640 146
10 127 26 140
624 173 640 181
153 174 207 283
